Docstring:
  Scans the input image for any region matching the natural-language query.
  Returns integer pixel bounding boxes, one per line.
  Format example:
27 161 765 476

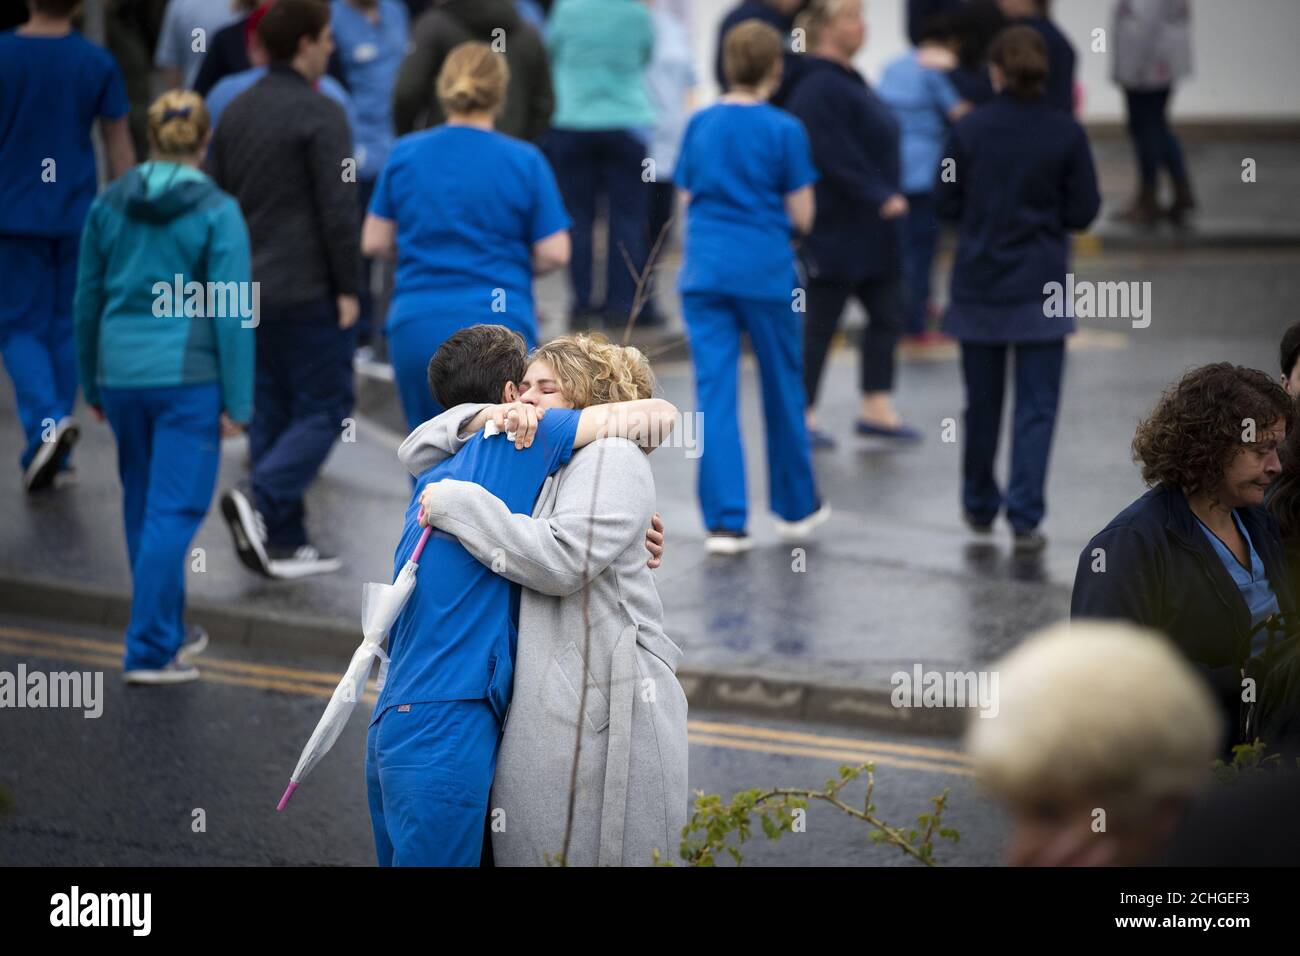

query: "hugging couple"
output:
366 324 689 867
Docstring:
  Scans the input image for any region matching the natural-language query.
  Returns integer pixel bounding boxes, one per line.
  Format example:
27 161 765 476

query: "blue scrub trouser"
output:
388 315 538 435
0 234 80 471
366 700 501 867
101 384 222 671
959 340 1065 533
249 305 355 548
682 293 819 533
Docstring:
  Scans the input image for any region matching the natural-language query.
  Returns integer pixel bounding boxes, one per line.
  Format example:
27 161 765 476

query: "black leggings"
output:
803 274 905 407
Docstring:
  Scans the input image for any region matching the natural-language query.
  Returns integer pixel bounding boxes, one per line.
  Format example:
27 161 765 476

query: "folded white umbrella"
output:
277 521 433 811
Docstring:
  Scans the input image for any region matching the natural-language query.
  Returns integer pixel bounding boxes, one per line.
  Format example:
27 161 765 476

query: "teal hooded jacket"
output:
74 161 255 422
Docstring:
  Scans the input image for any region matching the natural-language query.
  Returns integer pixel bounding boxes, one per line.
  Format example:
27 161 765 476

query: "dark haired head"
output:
257 0 330 63
426 325 527 409
1280 322 1300 379
916 11 960 46
988 24 1048 99
951 0 1007 71
1132 363 1294 498
28 0 79 17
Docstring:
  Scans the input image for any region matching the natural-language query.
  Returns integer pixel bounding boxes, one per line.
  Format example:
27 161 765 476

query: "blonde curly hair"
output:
530 333 654 408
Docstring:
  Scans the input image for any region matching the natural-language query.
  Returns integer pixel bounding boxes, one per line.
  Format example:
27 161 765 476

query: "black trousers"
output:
803 274 905 407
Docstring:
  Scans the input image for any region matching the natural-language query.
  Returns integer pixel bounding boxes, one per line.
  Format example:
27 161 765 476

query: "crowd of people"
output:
7 0 1296 867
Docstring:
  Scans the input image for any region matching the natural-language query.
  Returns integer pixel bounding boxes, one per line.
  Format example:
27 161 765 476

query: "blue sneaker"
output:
854 419 921 444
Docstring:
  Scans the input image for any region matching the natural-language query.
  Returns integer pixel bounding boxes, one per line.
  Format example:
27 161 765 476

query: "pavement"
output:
0 613 1006 866
3 130 1298 739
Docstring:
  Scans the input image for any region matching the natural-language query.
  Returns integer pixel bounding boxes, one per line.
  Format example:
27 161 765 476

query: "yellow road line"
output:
688 732 974 777
0 637 380 706
688 719 971 764
0 625 346 685
1 626 965 771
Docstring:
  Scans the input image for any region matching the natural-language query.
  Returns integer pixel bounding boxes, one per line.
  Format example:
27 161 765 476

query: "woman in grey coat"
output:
399 335 689 866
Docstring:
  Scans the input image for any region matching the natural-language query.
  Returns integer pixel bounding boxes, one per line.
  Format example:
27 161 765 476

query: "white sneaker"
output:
124 654 200 685
267 544 343 579
24 416 79 492
179 624 209 663
705 532 753 555
774 502 832 543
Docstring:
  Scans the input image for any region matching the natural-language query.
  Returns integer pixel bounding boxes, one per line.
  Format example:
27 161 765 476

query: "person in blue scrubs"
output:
74 91 254 684
935 26 1099 552
361 41 570 433
329 0 408 352
366 324 676 865
676 20 829 556
0 0 136 492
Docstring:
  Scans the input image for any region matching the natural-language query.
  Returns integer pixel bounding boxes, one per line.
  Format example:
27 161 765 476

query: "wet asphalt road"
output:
0 614 1004 867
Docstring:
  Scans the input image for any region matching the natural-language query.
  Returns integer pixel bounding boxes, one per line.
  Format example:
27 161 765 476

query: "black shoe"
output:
1013 528 1047 553
220 488 272 576
266 544 343 579
964 512 994 534
24 416 79 492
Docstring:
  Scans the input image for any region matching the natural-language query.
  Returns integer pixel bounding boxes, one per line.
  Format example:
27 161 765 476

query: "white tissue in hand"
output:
482 420 517 442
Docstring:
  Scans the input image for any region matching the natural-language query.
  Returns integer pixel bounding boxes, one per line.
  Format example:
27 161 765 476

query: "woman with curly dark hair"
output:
1071 363 1296 752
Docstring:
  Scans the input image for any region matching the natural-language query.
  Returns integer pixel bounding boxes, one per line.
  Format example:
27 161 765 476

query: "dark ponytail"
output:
988 25 1048 99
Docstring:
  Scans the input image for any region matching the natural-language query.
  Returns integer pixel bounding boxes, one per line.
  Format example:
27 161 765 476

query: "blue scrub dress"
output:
675 102 821 533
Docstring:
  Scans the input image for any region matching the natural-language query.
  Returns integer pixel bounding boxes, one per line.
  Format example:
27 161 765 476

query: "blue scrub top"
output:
369 125 570 340
373 409 581 724
878 51 961 196
0 30 129 237
1196 511 1282 656
674 102 818 303
329 0 408 180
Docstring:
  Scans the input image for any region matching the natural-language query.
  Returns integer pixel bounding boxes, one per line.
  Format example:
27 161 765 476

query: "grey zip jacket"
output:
399 404 689 866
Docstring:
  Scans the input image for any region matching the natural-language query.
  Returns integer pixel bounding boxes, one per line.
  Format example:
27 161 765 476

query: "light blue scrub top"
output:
1196 511 1282 656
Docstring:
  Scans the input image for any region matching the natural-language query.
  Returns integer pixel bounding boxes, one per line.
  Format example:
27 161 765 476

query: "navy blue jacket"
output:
1024 15 1075 115
935 91 1099 307
783 55 901 284
1071 484 1298 751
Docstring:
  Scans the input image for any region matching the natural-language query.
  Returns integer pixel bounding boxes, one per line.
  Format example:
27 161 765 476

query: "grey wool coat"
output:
399 404 690 866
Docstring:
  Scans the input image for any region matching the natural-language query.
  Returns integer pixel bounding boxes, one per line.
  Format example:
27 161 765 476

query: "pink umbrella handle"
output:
277 779 299 812
411 510 433 563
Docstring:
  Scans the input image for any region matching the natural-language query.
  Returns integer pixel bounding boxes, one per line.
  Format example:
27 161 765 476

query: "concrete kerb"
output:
0 573 968 737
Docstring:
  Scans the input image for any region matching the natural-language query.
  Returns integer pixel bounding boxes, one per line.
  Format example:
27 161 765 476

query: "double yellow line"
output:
0 625 973 777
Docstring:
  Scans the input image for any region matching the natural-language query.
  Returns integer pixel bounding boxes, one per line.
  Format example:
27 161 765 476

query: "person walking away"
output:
205 4 357 131
935 25 1099 552
1111 0 1194 227
330 0 408 360
545 0 655 329
642 0 698 327
676 20 830 554
0 0 135 493
784 0 918 451
155 0 242 88
361 42 570 432
208 0 360 579
879 11 970 344
74 90 254 684
392 0 552 142
996 0 1074 114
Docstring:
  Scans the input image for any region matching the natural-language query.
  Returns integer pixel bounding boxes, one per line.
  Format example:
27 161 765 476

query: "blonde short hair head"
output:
531 333 654 409
722 19 784 89
437 41 510 117
147 90 210 158
966 621 1221 823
